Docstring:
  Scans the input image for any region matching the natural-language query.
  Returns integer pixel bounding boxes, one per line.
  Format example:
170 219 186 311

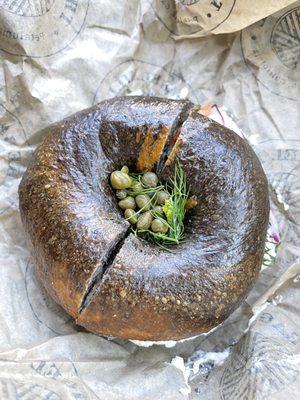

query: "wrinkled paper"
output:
150 0 298 39
0 0 299 399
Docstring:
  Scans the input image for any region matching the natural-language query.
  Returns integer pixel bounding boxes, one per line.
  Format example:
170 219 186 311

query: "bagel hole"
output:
108 161 197 250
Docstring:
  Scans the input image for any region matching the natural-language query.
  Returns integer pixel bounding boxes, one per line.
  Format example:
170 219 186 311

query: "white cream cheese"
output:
131 324 220 348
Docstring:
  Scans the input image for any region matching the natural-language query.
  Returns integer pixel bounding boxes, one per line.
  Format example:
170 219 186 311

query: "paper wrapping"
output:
153 0 298 39
0 0 299 399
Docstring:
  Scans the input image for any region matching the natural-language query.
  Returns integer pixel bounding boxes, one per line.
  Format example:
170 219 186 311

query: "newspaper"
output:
0 1 299 398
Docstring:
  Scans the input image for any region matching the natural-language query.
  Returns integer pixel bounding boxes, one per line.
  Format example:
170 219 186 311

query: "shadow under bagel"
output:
18 96 269 341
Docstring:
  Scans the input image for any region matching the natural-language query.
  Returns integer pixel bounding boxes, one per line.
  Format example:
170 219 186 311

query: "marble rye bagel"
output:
19 96 269 341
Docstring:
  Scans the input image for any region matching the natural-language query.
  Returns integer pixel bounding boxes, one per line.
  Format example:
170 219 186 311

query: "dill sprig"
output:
165 161 189 243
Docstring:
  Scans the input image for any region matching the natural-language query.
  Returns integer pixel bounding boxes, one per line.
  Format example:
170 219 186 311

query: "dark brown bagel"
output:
19 96 269 341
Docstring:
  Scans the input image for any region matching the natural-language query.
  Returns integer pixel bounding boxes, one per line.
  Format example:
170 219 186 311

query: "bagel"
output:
19 96 269 341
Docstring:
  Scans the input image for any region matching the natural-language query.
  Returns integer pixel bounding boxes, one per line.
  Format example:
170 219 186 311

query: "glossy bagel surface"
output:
19 96 269 341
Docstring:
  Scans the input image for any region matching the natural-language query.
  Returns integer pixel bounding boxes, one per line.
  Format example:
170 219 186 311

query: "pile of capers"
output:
110 166 170 233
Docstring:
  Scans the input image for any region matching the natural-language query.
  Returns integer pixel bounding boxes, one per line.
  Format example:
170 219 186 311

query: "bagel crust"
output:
19 96 269 341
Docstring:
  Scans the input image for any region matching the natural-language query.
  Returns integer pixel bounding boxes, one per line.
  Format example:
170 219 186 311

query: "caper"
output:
151 218 168 233
135 194 151 210
152 205 163 216
130 181 143 193
110 171 132 189
155 190 170 205
185 195 198 209
137 211 153 230
124 209 138 225
142 172 158 188
118 196 136 210
116 189 127 200
121 165 129 174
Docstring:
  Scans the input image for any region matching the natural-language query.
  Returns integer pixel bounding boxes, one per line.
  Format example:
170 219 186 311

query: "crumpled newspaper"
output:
0 0 299 399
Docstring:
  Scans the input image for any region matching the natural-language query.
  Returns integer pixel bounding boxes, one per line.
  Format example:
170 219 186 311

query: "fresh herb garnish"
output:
110 161 192 249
